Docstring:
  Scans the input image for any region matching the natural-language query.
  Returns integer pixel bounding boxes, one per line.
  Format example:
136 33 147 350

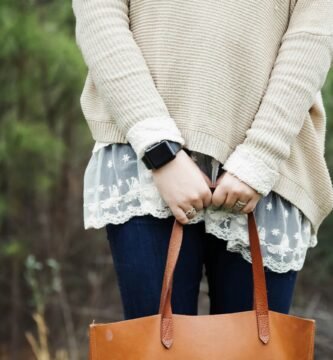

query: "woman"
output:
72 0 333 318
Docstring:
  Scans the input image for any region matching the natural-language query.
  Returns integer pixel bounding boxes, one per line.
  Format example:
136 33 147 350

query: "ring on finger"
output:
232 200 248 212
185 206 197 219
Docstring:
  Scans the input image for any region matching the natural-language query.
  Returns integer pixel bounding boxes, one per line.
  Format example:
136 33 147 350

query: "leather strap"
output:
158 175 270 348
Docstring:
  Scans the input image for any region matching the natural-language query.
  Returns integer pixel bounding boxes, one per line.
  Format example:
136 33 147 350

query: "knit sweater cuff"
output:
222 145 280 196
126 116 186 159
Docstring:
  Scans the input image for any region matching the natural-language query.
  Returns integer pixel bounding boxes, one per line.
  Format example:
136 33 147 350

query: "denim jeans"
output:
106 214 298 320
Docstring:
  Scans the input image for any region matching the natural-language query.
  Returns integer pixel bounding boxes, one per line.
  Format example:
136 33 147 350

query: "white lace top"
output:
83 142 318 273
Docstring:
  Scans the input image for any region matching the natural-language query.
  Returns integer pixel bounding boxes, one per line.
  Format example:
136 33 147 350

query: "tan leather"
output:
89 175 315 359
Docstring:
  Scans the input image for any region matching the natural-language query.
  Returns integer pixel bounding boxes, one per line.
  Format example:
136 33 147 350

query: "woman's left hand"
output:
212 171 262 214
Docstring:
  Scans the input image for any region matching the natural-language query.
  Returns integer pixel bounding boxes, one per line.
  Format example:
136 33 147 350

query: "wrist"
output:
141 140 183 170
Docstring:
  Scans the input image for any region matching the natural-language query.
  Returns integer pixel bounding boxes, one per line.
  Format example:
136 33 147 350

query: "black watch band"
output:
141 140 183 170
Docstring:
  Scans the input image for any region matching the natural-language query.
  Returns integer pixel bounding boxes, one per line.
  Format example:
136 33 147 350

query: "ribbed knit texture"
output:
72 0 333 235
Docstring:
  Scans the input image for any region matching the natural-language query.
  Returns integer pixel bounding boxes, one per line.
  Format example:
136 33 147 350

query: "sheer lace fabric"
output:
83 143 318 273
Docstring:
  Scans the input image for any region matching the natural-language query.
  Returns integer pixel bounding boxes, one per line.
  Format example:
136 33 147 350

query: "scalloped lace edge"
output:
84 203 317 273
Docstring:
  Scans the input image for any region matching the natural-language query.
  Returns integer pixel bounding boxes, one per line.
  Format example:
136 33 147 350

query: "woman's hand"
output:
151 149 213 224
212 171 262 214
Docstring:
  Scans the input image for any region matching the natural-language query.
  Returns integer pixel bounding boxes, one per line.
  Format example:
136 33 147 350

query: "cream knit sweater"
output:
72 0 333 235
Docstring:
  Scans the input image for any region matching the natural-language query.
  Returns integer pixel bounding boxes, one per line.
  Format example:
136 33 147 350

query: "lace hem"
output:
83 143 317 273
84 202 317 273
205 222 318 273
85 203 206 229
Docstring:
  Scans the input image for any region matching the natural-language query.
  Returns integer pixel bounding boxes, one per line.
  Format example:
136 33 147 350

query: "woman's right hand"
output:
150 149 213 224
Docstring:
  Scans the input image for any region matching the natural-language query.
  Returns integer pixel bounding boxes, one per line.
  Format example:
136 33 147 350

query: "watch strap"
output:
142 140 183 170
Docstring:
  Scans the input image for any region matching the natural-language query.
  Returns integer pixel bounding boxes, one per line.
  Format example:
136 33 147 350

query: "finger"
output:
223 191 239 209
171 206 190 225
179 202 201 221
191 198 204 211
179 199 203 213
225 192 250 212
239 198 257 214
231 196 252 213
211 187 227 207
203 190 213 208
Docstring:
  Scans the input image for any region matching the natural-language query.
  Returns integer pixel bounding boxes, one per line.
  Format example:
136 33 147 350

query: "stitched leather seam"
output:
93 326 97 360
308 321 315 360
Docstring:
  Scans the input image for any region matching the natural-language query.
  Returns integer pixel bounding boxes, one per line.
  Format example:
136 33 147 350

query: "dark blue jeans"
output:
106 214 298 320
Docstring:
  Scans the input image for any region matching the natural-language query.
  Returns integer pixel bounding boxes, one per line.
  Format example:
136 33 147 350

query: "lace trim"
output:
205 221 318 273
85 203 206 229
84 187 317 273
125 116 186 158
85 206 317 273
84 144 317 273
222 145 280 196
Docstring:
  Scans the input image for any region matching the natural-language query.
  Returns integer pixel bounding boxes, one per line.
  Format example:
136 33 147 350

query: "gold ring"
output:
232 200 248 212
185 207 197 219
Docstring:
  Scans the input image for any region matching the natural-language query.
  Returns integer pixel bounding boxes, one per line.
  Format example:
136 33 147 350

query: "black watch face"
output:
149 141 176 168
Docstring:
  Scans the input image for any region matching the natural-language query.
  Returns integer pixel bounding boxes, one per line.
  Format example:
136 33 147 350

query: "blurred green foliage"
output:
0 1 92 358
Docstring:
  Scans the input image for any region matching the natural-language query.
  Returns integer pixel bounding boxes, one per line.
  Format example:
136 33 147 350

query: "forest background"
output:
1 2 332 359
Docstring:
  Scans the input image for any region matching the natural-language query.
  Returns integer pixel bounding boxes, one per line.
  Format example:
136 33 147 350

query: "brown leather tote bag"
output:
89 181 315 360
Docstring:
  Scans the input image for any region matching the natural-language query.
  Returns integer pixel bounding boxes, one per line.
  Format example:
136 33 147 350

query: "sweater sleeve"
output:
71 0 185 159
222 0 333 196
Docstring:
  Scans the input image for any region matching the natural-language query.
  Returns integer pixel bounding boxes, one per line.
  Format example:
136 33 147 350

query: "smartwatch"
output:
141 140 183 170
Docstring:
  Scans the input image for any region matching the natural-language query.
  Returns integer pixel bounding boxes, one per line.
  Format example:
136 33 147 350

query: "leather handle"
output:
158 174 270 348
